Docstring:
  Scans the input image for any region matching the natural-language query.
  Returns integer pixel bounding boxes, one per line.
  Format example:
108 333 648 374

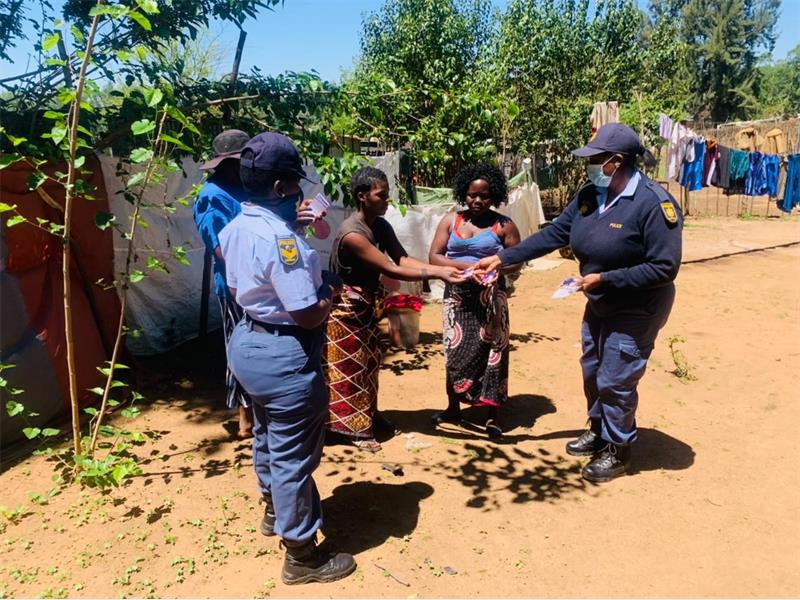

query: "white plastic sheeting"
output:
99 154 220 355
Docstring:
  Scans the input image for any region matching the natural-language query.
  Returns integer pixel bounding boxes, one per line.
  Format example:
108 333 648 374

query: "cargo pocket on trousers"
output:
618 342 641 362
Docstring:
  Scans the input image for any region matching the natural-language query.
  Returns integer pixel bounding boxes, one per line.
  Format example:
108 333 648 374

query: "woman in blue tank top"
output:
428 164 521 438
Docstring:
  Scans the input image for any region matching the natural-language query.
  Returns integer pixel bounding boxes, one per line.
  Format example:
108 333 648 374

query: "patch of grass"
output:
667 335 697 382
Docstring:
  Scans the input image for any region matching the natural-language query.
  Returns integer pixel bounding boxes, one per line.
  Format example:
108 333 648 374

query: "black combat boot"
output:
281 539 356 585
581 443 631 483
565 422 604 456
259 494 276 537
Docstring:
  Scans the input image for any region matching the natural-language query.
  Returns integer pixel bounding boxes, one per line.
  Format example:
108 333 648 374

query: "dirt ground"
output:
1 215 799 598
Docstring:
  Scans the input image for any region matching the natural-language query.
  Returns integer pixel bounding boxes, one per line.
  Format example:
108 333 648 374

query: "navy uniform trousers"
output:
580 284 675 446
228 319 327 544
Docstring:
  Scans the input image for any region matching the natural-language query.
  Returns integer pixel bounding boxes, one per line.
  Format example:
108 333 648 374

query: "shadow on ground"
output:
321 481 433 555
382 392 557 443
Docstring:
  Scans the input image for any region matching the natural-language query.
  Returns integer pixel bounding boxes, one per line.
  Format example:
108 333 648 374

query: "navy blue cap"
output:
572 122 644 158
239 132 316 182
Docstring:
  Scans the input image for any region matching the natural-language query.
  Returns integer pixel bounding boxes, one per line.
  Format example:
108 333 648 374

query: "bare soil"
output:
1 215 799 598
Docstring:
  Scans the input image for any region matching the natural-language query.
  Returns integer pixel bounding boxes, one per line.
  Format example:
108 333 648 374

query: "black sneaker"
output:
565 428 604 456
260 494 276 537
282 540 356 585
581 444 631 483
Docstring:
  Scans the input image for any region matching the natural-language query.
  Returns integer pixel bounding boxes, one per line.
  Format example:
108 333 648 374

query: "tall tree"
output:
680 0 780 121
357 0 493 90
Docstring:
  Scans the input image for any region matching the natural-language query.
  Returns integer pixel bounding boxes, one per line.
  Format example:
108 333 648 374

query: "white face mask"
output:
587 156 617 188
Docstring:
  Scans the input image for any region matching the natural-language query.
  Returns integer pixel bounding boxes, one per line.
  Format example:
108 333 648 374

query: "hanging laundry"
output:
764 154 780 197
726 149 749 195
703 139 719 186
777 157 788 200
711 145 731 189
680 138 706 191
778 154 800 213
659 114 673 140
735 126 763 152
764 128 787 155
745 152 768 196
590 101 619 138
668 123 693 181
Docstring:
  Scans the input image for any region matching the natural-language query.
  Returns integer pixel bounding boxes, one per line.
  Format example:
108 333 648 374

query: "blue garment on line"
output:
745 151 768 196
764 154 780 197
680 139 706 191
779 154 800 212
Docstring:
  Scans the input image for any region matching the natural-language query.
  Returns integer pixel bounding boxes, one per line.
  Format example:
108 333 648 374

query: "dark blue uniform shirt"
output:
499 175 683 317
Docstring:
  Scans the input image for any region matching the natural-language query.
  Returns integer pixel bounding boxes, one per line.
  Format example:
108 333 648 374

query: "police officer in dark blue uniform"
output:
474 122 682 482
219 132 356 584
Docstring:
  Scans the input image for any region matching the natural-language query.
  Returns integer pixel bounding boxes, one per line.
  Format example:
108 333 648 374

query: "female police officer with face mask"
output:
474 122 682 483
219 132 356 584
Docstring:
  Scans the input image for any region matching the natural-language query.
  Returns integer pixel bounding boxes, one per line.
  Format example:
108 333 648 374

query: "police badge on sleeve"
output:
277 235 301 267
660 201 678 224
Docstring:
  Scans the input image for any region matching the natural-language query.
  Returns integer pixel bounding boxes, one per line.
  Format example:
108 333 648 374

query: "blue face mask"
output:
587 157 617 188
262 191 301 223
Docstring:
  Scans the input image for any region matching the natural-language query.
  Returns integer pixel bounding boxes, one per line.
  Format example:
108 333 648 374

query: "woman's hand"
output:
576 273 602 292
472 254 502 285
473 254 502 277
436 266 466 284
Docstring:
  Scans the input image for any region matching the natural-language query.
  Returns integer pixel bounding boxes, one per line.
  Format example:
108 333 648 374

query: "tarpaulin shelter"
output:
1 156 120 448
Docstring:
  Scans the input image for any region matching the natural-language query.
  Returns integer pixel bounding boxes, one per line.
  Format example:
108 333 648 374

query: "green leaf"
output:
6 134 26 146
127 172 146 188
6 400 24 417
74 155 86 170
165 105 200 135
45 58 67 67
42 111 64 120
159 134 192 152
94 211 115 230
143 88 163 108
129 270 146 283
6 215 26 227
42 32 60 52
22 427 41 439
121 406 141 419
27 172 47 191
126 10 152 31
83 407 99 416
50 125 68 146
131 119 155 136
41 428 60 437
0 154 23 169
70 24 85 45
135 0 160 14
88 387 105 396
130 148 154 164
0 202 18 213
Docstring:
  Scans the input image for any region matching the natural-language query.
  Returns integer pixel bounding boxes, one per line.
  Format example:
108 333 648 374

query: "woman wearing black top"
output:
324 166 463 452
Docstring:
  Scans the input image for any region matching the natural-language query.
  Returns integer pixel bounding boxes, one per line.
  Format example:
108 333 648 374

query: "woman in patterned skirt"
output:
428 164 521 438
325 166 464 452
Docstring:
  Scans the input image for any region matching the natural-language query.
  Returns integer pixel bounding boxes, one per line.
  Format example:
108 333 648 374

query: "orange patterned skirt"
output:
324 286 382 438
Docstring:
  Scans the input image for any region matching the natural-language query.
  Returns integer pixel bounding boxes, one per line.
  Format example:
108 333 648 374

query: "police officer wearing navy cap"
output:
219 132 356 584
474 122 682 483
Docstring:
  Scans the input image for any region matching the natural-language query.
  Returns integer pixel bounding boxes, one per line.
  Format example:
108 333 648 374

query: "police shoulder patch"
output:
660 201 678 224
277 235 300 267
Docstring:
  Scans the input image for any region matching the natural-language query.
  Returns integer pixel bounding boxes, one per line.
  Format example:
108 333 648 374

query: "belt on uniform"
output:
245 316 305 336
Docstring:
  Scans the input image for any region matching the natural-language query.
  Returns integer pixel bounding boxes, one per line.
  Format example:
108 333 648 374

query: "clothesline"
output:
658 114 800 214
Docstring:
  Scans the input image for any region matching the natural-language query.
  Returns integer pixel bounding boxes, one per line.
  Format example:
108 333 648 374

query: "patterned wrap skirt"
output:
218 295 251 409
324 285 383 438
442 281 510 407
